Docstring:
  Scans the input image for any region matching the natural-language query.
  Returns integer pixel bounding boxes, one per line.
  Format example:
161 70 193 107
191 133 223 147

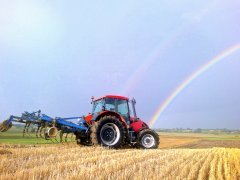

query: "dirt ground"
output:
177 139 240 149
159 135 200 149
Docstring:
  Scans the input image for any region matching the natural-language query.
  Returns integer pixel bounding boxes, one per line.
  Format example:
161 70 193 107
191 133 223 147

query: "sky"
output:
0 0 240 129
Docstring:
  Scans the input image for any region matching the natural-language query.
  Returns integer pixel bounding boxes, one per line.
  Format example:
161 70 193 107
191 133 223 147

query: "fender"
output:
130 119 149 133
93 111 128 128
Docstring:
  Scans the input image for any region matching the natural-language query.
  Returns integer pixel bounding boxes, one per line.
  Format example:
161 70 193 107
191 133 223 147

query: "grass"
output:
0 133 53 144
0 126 74 145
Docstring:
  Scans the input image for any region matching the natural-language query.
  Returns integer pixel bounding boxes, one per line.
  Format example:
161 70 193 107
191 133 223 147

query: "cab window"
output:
105 98 116 111
92 100 103 114
117 100 129 115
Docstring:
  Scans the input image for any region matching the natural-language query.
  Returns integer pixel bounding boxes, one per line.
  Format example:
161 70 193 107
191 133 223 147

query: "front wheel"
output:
136 129 159 149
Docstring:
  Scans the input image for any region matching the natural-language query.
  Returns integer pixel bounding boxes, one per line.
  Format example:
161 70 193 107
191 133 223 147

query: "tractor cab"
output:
92 95 131 124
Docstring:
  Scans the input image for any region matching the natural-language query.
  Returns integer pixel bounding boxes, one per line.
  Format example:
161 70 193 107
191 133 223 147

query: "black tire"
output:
136 129 160 149
90 115 127 148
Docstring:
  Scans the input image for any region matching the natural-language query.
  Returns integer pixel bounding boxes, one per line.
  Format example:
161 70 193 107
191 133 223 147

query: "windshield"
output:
105 98 116 111
92 99 104 114
92 98 130 117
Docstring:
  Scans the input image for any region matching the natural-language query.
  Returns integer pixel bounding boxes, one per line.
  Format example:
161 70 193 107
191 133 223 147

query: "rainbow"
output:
121 35 178 95
121 3 215 96
121 21 197 95
149 44 240 127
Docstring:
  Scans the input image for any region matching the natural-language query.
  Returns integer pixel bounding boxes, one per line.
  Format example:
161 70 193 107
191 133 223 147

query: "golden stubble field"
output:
0 136 240 180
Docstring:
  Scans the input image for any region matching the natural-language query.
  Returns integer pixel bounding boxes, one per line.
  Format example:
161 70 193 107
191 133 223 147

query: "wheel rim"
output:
100 123 120 146
141 134 155 148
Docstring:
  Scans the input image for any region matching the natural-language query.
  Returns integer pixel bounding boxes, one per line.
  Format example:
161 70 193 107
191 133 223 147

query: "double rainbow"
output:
149 44 240 127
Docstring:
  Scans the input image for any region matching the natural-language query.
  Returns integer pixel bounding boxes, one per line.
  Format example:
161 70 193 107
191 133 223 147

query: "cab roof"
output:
94 95 129 101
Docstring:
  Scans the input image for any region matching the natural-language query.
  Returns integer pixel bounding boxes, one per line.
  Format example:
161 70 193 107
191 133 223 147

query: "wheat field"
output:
0 144 240 180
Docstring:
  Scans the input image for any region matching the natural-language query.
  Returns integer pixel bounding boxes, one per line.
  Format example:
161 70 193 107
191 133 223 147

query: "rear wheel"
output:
90 115 126 148
136 129 159 149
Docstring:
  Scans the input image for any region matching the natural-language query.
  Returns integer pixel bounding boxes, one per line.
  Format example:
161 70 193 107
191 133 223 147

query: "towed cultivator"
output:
0 95 159 149
0 110 85 142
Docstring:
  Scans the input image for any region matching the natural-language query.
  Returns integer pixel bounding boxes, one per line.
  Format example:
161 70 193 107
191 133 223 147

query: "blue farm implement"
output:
0 110 87 142
0 95 160 149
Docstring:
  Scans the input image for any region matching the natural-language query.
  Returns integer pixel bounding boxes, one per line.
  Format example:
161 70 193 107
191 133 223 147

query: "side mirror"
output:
91 96 94 104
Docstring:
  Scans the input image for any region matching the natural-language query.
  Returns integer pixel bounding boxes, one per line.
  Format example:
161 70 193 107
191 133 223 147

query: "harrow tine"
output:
53 130 60 143
54 137 59 143
59 130 63 143
70 133 75 142
0 123 4 132
50 138 55 143
0 123 5 132
22 123 28 137
26 123 31 137
43 127 49 140
57 130 62 143
36 125 40 138
64 133 69 143
39 126 44 139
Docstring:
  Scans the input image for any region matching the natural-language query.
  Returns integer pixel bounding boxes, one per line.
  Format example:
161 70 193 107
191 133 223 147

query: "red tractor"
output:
77 95 159 149
0 95 159 149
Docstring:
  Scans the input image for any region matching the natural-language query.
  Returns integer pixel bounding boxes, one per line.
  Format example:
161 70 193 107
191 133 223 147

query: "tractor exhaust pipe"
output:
131 98 137 120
